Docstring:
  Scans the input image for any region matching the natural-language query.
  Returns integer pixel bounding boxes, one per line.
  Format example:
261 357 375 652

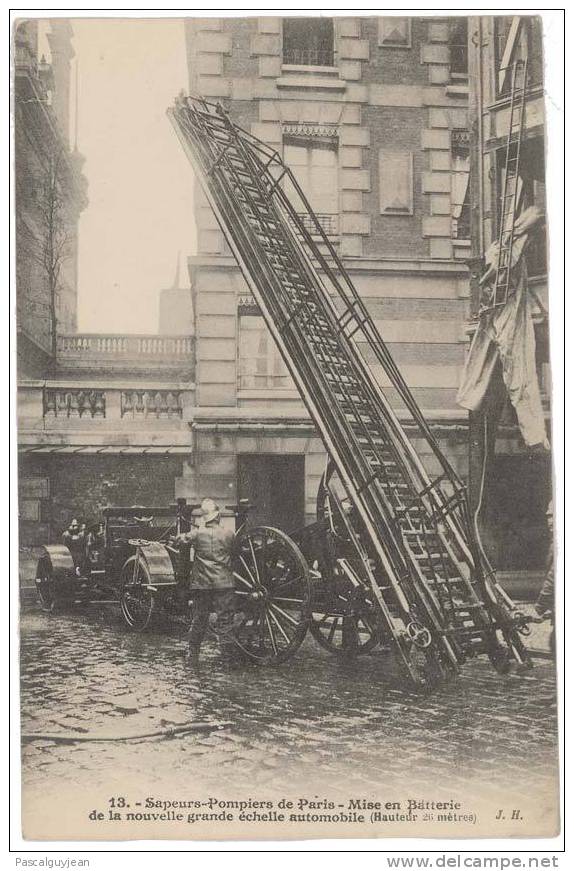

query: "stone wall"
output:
19 453 185 546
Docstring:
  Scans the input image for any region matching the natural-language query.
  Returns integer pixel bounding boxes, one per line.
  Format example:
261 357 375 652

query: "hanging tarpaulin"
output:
457 206 548 448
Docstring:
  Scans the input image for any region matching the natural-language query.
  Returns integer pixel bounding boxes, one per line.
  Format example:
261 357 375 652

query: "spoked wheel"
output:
232 526 312 664
310 576 380 656
314 462 382 657
120 554 155 631
35 556 57 614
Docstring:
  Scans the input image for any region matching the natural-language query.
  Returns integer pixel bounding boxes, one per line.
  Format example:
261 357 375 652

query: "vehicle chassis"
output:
36 481 532 681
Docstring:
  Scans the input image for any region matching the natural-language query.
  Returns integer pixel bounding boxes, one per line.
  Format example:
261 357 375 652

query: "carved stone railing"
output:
43 388 106 418
121 390 183 418
58 334 194 357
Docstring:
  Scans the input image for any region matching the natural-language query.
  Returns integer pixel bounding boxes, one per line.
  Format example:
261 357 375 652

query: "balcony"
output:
18 380 195 454
56 333 195 379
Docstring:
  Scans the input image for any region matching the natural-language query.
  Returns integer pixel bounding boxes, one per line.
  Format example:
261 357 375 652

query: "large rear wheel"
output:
232 526 312 664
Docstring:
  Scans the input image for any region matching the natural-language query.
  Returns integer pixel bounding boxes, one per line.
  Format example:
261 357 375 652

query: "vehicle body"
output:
35 499 315 664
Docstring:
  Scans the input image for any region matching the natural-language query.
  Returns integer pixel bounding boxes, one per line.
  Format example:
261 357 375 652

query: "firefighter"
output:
174 498 237 665
535 501 554 620
62 518 86 576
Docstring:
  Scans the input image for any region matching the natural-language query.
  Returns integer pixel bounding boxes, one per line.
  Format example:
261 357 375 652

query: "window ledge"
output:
277 72 346 91
237 389 300 399
445 83 468 98
281 63 338 75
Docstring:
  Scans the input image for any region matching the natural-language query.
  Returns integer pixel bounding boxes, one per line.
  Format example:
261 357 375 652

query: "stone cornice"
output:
189 254 469 276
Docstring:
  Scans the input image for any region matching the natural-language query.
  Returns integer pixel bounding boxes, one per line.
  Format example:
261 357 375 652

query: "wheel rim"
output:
120 556 154 631
314 464 381 656
310 577 380 656
232 526 311 663
35 557 55 612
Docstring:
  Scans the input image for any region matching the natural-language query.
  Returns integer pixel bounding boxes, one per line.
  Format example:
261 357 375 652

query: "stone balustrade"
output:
58 334 194 357
55 334 195 379
43 388 106 418
18 380 195 453
121 390 183 418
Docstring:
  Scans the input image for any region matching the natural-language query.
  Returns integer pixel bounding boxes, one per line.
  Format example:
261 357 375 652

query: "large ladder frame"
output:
482 57 528 313
169 96 531 684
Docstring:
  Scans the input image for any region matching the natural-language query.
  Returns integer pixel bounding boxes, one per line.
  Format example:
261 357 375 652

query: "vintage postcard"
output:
14 12 561 842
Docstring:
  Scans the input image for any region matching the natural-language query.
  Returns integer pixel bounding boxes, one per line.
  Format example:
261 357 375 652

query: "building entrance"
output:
237 454 305 533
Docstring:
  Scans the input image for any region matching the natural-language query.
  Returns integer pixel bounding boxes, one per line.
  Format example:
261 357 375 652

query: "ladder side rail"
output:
195 111 463 644
265 170 449 503
182 101 479 553
493 58 528 308
221 125 422 527
266 158 480 573
496 61 521 257
221 132 468 644
171 97 528 668
168 106 428 628
268 174 478 568
173 106 508 667
238 132 496 610
223 112 492 628
224 133 451 609
230 127 483 607
504 57 528 305
226 133 434 511
173 102 502 648
266 155 464 487
184 99 469 518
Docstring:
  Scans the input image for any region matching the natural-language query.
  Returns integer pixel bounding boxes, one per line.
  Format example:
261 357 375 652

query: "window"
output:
282 17 334 67
238 315 293 390
449 18 468 79
284 136 339 234
378 17 411 48
378 151 413 215
451 129 470 239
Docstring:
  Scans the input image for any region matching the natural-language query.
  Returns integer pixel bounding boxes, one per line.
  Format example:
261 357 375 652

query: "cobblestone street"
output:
20 603 559 817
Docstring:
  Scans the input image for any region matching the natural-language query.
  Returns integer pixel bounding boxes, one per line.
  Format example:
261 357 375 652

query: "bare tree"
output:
37 146 71 366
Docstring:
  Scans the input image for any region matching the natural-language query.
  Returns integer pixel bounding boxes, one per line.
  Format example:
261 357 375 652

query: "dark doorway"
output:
237 454 305 533
483 452 552 571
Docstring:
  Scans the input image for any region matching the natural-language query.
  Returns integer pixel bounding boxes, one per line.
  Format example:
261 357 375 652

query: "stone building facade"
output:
181 15 474 531
16 21 195 576
14 19 87 378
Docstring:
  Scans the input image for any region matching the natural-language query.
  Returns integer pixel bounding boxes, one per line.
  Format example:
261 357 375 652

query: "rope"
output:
21 721 231 744
473 414 496 575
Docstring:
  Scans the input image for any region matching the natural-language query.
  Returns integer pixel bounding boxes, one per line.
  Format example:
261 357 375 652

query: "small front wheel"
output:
120 554 155 631
35 556 57 613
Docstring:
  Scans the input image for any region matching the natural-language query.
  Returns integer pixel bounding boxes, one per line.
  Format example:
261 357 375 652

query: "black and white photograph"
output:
12 11 562 844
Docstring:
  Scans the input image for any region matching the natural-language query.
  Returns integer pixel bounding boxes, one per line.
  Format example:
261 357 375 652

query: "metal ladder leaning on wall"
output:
169 95 532 686
484 58 529 312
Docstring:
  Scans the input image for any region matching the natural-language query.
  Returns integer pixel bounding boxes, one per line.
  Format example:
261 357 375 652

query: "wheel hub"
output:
249 586 267 602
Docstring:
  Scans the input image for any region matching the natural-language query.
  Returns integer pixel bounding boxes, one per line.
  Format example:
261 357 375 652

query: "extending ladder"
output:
169 96 531 684
486 58 528 312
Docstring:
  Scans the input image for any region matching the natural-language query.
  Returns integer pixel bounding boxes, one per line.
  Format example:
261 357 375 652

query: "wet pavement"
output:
19 601 559 810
